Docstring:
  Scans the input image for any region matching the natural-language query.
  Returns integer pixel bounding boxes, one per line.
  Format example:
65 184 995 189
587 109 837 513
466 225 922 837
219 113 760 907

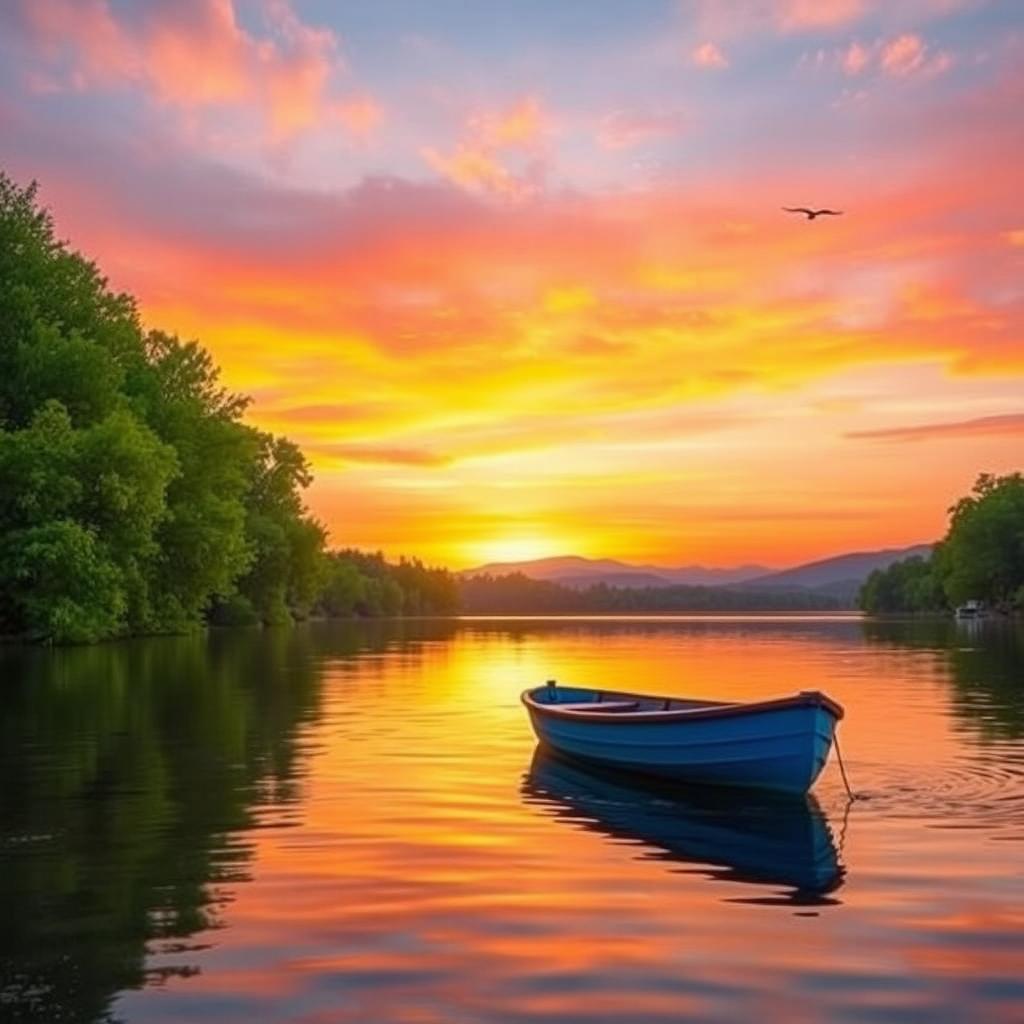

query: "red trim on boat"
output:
521 687 845 724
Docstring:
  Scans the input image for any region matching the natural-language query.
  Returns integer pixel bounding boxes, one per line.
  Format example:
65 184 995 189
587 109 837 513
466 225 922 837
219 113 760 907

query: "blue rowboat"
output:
521 681 844 795
524 748 843 896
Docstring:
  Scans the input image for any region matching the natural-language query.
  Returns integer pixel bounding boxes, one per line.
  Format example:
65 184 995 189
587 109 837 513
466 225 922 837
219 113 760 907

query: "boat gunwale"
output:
521 686 845 724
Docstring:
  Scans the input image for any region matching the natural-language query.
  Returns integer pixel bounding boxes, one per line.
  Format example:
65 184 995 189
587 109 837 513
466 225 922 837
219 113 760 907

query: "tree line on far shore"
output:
0 171 457 643
858 473 1024 614
458 573 843 614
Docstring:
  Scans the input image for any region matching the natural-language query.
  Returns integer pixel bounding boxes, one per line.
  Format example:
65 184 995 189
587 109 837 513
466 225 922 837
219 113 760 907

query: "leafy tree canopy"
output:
0 171 326 642
859 472 1024 614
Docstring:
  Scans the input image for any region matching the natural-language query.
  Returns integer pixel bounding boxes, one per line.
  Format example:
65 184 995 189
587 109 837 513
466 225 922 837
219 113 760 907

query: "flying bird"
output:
783 207 844 220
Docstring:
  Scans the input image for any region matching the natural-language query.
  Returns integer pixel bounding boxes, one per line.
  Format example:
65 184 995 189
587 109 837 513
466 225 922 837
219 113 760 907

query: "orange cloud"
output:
472 96 548 149
421 144 529 197
421 96 551 196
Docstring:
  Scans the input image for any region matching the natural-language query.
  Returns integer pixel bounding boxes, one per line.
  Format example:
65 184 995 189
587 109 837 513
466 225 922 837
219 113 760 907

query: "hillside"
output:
463 546 931 599
740 545 933 592
463 555 769 588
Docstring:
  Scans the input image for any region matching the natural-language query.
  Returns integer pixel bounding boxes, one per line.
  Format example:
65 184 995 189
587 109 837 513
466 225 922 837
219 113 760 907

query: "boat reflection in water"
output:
523 747 845 903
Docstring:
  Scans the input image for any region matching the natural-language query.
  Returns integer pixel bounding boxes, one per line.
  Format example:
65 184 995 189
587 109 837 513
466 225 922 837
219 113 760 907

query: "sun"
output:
466 536 567 566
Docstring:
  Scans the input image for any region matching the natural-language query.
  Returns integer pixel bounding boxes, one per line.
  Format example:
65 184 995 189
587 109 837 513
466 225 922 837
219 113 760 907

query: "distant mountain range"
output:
738 545 933 602
464 545 933 603
463 555 770 588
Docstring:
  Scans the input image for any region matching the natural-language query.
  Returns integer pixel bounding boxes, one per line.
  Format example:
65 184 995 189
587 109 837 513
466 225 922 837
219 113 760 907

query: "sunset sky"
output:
2 0 1022 569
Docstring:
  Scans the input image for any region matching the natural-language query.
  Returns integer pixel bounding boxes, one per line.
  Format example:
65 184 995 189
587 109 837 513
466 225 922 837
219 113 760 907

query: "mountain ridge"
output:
461 554 770 588
463 545 932 593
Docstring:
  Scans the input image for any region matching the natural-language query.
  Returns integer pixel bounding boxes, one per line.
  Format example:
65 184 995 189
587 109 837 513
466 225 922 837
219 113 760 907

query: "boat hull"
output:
522 686 841 795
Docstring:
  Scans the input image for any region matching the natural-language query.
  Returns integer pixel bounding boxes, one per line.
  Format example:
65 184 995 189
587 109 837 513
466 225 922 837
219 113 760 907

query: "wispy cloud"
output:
420 95 551 197
597 109 687 149
693 0 866 38
779 0 867 31
810 33 954 79
848 414 1024 442
306 443 452 467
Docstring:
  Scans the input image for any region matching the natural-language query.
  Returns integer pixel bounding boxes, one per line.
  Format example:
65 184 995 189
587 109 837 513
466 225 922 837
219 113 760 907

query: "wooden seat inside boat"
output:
554 700 640 712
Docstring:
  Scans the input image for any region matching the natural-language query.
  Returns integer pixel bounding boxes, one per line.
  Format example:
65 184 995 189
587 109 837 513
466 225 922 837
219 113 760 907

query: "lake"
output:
1 616 1023 1023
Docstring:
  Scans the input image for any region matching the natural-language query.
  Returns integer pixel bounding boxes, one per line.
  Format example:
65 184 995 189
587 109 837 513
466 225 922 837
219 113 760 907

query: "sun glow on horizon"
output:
464 537 575 567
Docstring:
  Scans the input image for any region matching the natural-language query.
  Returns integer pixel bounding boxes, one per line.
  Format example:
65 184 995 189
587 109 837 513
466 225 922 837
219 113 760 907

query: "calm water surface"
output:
1 616 1023 1023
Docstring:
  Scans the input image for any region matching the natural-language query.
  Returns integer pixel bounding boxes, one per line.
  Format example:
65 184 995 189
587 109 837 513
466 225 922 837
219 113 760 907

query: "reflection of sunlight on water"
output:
2 616 1023 1022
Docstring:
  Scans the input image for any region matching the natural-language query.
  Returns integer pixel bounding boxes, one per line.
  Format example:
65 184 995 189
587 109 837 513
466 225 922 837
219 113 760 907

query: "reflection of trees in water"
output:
0 625 376 1024
456 615 864 646
861 618 1024 739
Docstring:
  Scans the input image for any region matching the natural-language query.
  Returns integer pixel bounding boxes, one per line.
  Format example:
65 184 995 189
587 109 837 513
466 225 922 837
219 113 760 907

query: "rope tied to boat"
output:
833 729 862 801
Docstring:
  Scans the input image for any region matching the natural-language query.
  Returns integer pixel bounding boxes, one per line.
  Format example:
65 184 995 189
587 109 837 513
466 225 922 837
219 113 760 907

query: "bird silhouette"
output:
783 207 843 220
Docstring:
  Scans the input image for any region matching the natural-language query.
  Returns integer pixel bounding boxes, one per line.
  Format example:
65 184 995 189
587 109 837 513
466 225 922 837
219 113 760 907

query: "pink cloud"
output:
334 96 384 139
596 110 687 150
842 41 871 75
848 413 1024 442
881 33 927 74
810 34 954 80
695 0 972 39
261 0 340 139
7 0 361 141
692 41 728 69
694 0 865 38
779 0 866 30
137 0 255 106
879 33 954 77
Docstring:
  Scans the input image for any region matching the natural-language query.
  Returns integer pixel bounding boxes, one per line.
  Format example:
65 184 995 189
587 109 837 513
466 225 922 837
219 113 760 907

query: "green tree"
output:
858 555 945 614
231 434 326 625
0 400 177 641
136 331 258 631
941 473 1024 609
318 557 368 617
0 170 328 641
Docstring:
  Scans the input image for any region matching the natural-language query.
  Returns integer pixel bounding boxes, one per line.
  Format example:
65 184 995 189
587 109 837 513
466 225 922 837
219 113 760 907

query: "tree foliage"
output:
858 555 946 614
0 171 326 642
316 550 459 619
942 473 1024 608
859 473 1024 614
459 572 843 614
